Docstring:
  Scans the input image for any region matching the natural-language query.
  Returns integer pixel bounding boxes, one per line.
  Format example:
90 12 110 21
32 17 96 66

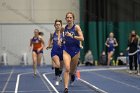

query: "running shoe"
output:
70 74 75 86
64 88 68 93
55 76 62 86
34 73 37 77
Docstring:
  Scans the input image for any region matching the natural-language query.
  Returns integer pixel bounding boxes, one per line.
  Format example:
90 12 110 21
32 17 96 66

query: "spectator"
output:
99 51 107 65
84 50 94 66
118 52 125 65
127 30 138 74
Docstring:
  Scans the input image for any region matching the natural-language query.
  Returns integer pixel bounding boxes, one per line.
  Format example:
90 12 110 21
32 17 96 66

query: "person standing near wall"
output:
99 50 107 65
30 29 45 76
105 32 118 66
127 30 138 74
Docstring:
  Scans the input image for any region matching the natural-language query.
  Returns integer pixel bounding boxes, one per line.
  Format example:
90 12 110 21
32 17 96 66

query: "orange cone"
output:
76 70 81 79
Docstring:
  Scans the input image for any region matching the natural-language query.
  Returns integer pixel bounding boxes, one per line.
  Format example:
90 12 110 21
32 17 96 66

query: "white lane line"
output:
0 89 96 93
0 72 22 74
93 72 140 90
79 78 108 93
43 73 59 93
15 74 20 93
0 72 11 74
79 67 127 72
13 67 127 93
1 68 14 93
0 67 125 74
14 72 33 93
36 70 52 93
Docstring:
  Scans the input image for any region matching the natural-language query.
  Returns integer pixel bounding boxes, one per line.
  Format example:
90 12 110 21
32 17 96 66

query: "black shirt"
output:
128 38 138 53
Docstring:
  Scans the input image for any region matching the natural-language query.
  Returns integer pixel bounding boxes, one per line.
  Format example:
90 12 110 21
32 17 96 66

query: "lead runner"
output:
62 12 84 93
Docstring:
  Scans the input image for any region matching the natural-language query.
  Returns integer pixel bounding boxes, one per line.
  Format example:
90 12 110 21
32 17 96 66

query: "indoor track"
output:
0 66 140 93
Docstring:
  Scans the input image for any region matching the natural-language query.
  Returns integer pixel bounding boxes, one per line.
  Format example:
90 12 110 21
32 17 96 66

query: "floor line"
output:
79 67 127 72
37 70 52 93
43 73 59 93
93 72 140 90
79 78 108 93
1 68 14 93
14 72 33 93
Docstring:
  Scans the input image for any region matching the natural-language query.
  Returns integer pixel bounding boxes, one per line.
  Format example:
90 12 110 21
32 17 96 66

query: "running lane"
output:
81 70 140 93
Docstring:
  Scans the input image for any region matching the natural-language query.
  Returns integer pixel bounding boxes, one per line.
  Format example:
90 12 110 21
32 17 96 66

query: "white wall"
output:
0 0 80 65
0 24 54 65
0 0 79 23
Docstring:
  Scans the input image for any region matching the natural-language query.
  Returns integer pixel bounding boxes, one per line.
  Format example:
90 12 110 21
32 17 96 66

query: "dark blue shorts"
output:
51 50 63 61
63 46 80 58
108 47 114 53
33 50 43 54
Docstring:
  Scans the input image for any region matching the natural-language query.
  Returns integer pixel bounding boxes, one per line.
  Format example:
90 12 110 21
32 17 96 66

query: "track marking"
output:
1 68 14 93
36 70 52 93
14 72 33 93
79 78 108 93
15 71 52 93
12 66 127 93
92 72 140 90
79 67 140 92
0 89 96 93
0 72 12 74
79 67 127 72
43 73 59 93
0 71 21 74
77 67 127 93
41 67 126 93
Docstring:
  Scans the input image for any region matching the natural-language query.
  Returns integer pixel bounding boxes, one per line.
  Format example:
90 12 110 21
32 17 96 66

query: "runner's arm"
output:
74 25 84 41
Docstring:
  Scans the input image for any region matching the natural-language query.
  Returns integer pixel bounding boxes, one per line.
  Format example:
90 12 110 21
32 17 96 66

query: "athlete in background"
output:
105 32 118 66
46 19 64 85
30 29 45 76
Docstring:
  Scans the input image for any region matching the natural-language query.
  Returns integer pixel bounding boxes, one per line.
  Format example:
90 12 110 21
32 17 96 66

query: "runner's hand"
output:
107 45 110 47
65 32 73 38
37 48 42 53
46 46 52 50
